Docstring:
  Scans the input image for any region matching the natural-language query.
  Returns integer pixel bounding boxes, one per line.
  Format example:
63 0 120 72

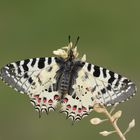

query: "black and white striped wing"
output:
0 57 61 112
61 62 136 121
83 63 136 105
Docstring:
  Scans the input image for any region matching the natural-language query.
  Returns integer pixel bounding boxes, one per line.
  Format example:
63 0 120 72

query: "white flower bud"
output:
124 119 135 136
94 104 106 113
99 131 116 136
72 47 79 58
62 46 69 50
73 46 77 53
68 42 73 49
90 118 108 125
129 119 135 128
81 54 86 62
53 49 63 55
112 110 122 121
53 49 68 59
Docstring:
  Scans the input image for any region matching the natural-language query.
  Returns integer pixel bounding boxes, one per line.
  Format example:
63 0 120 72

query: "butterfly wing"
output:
82 63 136 105
0 57 61 113
0 57 136 120
60 62 136 121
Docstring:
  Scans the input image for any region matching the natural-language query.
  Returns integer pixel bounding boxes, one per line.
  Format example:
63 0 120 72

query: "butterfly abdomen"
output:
60 72 71 94
58 60 77 95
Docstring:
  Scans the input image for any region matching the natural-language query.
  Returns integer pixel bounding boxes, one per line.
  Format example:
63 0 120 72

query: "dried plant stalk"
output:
94 104 126 140
102 106 126 140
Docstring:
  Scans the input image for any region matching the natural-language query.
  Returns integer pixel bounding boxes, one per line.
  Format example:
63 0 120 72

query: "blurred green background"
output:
0 0 139 140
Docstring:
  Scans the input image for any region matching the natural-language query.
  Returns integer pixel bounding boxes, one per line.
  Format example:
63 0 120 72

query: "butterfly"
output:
0 37 137 122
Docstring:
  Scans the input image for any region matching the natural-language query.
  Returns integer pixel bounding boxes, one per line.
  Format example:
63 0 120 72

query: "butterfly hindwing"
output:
60 66 96 121
0 57 61 113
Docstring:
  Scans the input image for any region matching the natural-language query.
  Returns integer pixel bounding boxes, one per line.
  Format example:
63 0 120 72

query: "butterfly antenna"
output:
68 35 71 43
75 36 80 47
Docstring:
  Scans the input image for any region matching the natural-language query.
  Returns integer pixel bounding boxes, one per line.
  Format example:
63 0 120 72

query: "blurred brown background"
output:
0 0 139 140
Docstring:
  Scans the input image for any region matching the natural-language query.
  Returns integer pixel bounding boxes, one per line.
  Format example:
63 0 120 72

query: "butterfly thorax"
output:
57 57 84 98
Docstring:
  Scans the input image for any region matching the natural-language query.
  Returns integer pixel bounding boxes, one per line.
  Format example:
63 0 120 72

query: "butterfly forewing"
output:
82 62 136 105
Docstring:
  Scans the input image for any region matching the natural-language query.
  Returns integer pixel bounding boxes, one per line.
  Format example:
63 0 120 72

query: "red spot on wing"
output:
48 99 53 104
43 97 47 103
34 95 39 99
73 105 77 111
78 108 82 113
66 104 71 109
38 98 41 103
54 95 59 100
63 98 68 103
